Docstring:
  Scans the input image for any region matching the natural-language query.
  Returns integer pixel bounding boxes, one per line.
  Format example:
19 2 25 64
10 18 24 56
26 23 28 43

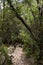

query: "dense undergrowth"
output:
0 41 12 65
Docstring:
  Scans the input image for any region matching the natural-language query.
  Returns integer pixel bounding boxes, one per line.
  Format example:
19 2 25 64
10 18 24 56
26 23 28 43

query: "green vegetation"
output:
0 0 43 65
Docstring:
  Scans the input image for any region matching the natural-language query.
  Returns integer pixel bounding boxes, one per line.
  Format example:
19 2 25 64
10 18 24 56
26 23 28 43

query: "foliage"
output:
0 43 12 65
0 0 43 65
19 30 40 59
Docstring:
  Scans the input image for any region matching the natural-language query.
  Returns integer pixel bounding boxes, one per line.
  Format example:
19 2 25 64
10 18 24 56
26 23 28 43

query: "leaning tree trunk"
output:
6 0 43 65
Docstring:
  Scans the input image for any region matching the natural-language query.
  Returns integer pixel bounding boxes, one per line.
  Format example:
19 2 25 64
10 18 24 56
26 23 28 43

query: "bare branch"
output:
36 0 39 3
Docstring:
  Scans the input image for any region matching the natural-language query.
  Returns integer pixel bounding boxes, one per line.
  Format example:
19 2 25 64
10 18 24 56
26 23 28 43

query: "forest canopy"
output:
0 0 43 65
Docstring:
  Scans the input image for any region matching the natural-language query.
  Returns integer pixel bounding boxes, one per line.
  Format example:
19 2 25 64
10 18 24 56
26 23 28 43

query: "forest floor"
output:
8 45 34 65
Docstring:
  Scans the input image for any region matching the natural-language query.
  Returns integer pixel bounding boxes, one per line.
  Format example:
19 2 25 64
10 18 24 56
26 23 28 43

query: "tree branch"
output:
36 0 39 3
36 0 43 25
7 0 38 42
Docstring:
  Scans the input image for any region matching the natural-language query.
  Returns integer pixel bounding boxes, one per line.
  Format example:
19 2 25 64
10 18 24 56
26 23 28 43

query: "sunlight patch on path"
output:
8 45 33 65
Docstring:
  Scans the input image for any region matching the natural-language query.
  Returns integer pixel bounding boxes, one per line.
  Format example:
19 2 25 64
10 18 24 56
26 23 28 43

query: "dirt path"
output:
8 46 25 65
12 47 25 65
8 45 34 65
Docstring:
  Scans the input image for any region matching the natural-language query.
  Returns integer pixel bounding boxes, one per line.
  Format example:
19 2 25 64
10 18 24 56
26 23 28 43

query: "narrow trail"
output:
12 47 24 65
8 45 34 65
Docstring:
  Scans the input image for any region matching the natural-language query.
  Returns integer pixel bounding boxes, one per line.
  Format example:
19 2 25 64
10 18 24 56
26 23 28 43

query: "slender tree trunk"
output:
37 43 43 65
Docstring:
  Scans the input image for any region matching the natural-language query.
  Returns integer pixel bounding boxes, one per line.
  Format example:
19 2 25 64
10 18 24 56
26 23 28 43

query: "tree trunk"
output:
37 43 43 65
